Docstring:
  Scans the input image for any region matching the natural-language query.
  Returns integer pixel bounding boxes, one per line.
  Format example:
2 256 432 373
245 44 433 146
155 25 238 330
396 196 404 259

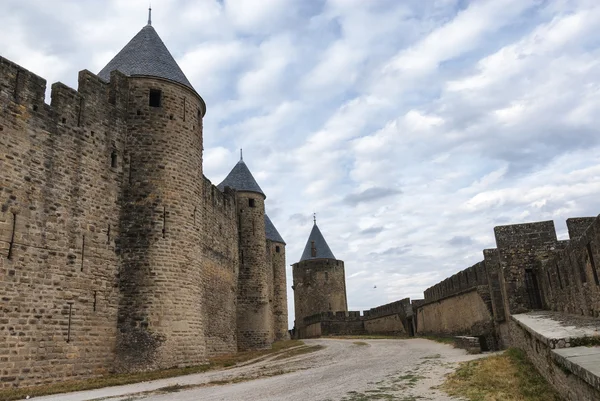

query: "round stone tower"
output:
218 155 272 350
101 15 208 371
265 214 289 341
292 219 348 334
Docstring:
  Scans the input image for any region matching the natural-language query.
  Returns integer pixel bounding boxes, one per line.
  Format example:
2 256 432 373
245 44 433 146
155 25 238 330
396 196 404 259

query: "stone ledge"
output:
552 346 600 392
511 311 600 349
454 336 481 354
418 286 481 307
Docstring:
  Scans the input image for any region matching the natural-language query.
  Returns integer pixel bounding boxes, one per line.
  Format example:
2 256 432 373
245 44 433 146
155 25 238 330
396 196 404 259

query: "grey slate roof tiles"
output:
217 160 265 197
299 223 336 262
98 24 196 92
265 214 286 244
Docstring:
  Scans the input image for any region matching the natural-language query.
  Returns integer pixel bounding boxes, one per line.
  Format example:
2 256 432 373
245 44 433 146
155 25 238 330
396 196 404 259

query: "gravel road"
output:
35 338 487 401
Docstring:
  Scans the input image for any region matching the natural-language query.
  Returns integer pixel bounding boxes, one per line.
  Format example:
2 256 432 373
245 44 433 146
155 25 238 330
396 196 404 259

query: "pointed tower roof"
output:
265 214 286 244
98 20 196 93
299 222 336 262
217 153 265 197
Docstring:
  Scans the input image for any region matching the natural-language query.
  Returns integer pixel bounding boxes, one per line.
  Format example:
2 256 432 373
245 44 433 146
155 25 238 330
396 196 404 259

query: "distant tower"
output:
292 218 348 334
265 214 289 341
102 15 208 371
218 154 272 350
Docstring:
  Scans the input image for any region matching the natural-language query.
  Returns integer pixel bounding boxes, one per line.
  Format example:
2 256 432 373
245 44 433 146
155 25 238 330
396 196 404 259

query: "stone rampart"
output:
537 216 600 317
0 57 127 388
0 53 287 390
199 179 239 357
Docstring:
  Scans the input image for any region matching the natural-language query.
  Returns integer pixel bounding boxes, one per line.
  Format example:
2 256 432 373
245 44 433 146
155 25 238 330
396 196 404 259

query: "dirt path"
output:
35 338 487 401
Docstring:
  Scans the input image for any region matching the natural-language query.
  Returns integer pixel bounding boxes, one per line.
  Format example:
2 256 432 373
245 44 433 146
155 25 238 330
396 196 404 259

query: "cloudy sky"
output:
3 0 600 328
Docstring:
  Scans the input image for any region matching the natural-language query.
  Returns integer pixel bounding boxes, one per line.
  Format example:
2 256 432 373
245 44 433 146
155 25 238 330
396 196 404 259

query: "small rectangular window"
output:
149 89 162 107
275 245 280 253
249 199 255 208
111 150 118 168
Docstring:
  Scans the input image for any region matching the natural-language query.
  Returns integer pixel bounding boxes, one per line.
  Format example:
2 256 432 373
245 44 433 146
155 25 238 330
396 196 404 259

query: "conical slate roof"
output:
265 214 285 244
98 24 195 92
299 223 336 262
217 160 265 197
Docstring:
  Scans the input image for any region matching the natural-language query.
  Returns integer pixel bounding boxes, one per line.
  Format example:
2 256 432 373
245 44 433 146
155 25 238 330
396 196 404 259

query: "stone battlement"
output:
1 43 288 389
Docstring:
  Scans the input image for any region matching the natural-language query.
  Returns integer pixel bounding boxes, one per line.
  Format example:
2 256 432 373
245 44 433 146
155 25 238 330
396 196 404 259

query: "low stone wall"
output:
416 287 493 335
505 317 600 401
301 322 322 339
454 336 481 354
321 319 366 336
364 313 406 336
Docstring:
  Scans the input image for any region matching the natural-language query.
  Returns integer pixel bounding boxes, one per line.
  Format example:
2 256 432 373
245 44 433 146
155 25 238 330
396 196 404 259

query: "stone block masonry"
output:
0 57 126 387
292 258 348 332
0 50 287 389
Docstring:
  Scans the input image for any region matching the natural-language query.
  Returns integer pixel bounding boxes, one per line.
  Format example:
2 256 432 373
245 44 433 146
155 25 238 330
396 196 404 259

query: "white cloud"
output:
4 0 600 330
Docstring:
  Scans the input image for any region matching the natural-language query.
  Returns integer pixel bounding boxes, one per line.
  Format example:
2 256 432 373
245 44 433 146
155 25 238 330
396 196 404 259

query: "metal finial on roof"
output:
240 148 243 161
313 213 316 225
148 5 152 25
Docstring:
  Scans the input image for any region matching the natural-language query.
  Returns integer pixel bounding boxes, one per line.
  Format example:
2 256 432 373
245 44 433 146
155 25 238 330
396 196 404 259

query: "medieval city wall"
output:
505 317 600 400
416 261 494 343
537 216 600 317
0 57 127 388
235 192 272 350
416 287 493 337
0 55 276 390
362 298 411 336
115 75 207 372
268 239 288 341
298 299 414 339
199 179 239 357
292 258 347 330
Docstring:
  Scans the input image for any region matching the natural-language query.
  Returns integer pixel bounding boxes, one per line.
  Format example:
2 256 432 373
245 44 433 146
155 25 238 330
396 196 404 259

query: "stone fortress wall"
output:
298 215 600 399
299 298 413 339
0 55 288 389
292 258 347 332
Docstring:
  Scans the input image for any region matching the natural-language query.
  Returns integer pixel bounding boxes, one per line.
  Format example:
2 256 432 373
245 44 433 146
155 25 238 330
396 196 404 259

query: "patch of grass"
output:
157 384 185 393
441 347 562 401
422 335 456 345
395 373 424 388
420 353 441 359
352 341 369 346
0 340 303 401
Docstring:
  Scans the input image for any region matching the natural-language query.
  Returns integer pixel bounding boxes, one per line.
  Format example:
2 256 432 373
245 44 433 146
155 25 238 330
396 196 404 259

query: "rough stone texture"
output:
453 336 482 354
483 249 506 322
299 312 365 338
115 76 207 372
267 239 288 341
0 59 125 388
494 220 559 315
292 258 347 332
537 216 600 318
567 217 597 240
297 299 413 339
363 298 412 336
363 314 407 336
0 52 286 389
416 287 494 339
423 261 488 302
235 192 272 351
506 317 600 401
200 180 239 357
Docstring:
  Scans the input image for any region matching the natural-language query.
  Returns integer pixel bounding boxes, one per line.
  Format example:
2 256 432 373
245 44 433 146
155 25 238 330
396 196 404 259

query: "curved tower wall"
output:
236 191 272 350
293 258 348 329
268 239 289 341
116 77 207 371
